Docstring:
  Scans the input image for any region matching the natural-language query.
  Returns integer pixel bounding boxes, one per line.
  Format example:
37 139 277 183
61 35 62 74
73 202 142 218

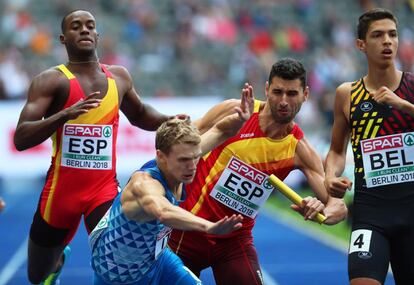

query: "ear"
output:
356 39 365 52
303 86 309 101
156 149 166 163
59 34 65 44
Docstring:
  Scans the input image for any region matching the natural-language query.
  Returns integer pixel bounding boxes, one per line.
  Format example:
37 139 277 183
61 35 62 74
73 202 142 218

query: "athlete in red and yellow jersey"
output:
14 10 172 285
169 58 348 285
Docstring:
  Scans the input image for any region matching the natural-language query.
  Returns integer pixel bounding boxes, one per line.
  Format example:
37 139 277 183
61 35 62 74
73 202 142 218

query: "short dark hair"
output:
61 9 89 33
268 58 306 90
357 8 397 39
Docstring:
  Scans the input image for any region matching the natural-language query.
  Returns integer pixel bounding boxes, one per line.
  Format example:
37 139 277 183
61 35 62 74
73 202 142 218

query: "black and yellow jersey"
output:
350 72 414 202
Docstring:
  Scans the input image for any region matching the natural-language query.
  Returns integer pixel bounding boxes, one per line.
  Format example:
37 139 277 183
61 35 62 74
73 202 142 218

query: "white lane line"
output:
0 237 28 285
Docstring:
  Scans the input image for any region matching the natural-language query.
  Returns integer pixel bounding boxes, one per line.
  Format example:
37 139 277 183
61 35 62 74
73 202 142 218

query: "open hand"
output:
63 91 102 120
235 82 254 121
206 214 243 235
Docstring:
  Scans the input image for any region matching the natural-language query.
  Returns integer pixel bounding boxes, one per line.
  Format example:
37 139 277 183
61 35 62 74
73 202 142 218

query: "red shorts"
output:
169 230 264 285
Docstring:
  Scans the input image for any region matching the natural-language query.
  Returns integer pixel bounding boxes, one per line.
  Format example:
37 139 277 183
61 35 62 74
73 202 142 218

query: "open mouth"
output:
382 49 392 55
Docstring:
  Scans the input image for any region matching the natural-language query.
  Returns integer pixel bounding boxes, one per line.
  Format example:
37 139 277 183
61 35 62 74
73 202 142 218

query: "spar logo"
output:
361 134 403 153
64 125 106 137
228 157 266 185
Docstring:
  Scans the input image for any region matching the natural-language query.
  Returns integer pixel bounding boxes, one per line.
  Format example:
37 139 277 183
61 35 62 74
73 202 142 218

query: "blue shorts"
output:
93 248 202 285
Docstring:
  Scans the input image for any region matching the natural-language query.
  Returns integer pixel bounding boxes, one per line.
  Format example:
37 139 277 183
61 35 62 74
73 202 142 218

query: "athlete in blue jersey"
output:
89 89 254 284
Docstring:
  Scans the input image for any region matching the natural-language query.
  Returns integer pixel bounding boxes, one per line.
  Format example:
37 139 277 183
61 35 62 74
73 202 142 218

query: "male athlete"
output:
14 10 175 285
89 86 282 284
325 8 414 285
169 58 347 285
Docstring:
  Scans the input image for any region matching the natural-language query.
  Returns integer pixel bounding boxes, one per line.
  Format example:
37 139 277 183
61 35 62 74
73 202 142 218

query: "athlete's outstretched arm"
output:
200 84 254 154
324 83 353 198
294 137 348 224
194 83 258 134
116 66 170 130
14 69 102 151
121 172 243 234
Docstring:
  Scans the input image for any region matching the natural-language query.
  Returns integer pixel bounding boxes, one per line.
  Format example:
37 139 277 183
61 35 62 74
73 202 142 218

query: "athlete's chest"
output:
74 72 109 98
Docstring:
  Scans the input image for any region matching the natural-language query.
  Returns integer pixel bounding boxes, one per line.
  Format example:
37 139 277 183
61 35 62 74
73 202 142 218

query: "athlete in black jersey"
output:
325 8 414 285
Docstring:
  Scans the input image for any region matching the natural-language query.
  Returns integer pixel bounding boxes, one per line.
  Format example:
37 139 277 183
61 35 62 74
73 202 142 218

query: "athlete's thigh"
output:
169 230 211 276
212 236 263 285
348 228 390 284
389 227 414 285
155 248 202 285
30 205 80 246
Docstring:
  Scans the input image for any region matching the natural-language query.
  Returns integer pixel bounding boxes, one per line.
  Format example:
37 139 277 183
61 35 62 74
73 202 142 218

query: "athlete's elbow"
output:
13 136 28 151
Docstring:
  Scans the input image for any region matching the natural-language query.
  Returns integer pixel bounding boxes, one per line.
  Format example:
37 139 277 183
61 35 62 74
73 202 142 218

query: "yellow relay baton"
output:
268 174 326 224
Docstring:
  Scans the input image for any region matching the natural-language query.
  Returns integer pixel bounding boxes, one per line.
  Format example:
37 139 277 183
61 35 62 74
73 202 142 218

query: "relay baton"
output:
268 174 326 224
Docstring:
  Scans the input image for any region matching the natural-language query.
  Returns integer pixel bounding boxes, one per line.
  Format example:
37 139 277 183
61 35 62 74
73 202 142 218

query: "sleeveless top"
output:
349 72 414 203
41 64 119 223
180 100 304 235
91 159 186 284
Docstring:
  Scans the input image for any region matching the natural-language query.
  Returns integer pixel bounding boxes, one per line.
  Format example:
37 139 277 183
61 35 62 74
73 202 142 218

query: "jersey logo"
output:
360 102 373 112
240 132 254 138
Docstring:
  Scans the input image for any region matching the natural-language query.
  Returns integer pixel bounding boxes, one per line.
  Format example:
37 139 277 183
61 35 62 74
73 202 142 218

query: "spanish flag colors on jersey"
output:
39 64 119 238
180 100 304 235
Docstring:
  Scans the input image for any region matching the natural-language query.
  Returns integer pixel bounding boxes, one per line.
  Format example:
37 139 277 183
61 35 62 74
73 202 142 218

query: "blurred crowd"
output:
0 0 414 140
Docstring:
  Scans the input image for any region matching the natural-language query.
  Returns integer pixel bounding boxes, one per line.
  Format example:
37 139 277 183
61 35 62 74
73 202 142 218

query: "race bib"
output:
155 227 172 259
61 124 113 170
361 132 414 188
88 208 111 249
210 156 274 218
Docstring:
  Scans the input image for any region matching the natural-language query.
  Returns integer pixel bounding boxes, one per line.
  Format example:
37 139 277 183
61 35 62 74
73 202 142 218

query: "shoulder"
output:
336 82 353 97
104 64 131 80
30 67 68 93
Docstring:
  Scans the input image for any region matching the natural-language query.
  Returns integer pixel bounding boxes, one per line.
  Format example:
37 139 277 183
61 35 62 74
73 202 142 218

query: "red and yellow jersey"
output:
40 64 119 228
181 100 303 235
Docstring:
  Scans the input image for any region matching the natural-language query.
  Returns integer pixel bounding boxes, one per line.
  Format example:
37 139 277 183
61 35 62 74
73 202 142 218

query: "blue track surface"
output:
0 179 396 285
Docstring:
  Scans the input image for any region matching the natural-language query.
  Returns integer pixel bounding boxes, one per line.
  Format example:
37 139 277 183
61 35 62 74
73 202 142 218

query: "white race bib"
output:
361 132 414 188
155 227 172 259
61 124 113 170
210 156 274 218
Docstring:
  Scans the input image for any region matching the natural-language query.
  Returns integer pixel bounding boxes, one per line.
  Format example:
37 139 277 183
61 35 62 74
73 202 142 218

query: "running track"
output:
0 179 395 285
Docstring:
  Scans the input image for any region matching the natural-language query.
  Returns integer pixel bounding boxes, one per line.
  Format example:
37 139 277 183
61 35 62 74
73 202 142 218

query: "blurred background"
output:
0 0 412 284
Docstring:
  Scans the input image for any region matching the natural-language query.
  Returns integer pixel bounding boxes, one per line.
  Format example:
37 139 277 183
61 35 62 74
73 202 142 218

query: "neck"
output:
259 106 294 139
365 63 402 91
68 59 100 64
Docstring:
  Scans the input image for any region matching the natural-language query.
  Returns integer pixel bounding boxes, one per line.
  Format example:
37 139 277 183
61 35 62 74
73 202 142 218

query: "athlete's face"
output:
356 19 398 67
265 76 308 124
163 143 202 184
60 11 99 55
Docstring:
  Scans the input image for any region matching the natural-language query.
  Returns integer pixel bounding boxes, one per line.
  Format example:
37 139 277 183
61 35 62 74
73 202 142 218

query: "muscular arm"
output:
121 172 242 234
295 138 329 203
199 84 254 154
14 69 101 151
116 66 170 130
324 83 353 198
294 138 348 224
194 83 260 134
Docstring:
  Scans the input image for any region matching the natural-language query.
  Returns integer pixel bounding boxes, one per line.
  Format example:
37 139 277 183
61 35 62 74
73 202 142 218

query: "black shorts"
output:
349 200 414 284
